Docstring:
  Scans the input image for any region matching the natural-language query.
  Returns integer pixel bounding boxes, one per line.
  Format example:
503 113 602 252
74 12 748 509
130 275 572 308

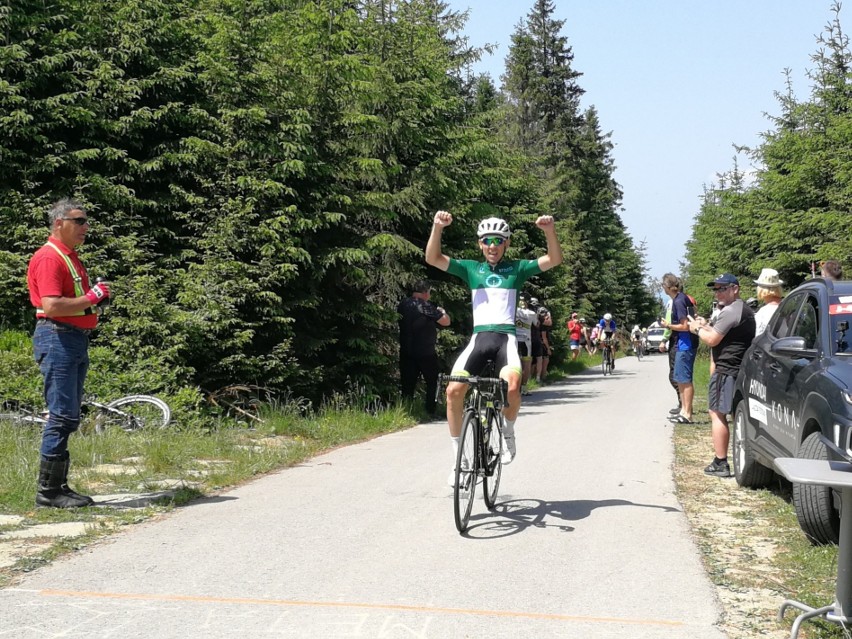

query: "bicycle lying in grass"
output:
437 367 508 533
0 395 172 433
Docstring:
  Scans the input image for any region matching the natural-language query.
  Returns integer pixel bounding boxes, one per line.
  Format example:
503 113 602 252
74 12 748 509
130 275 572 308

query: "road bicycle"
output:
632 337 644 360
0 395 172 433
437 366 508 533
600 340 614 375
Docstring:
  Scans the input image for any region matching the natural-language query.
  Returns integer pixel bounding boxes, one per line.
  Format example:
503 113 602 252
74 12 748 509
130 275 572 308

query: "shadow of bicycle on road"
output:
461 497 680 539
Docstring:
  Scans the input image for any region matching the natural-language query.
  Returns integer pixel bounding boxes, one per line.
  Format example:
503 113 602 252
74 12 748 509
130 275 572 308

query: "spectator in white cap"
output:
753 268 784 336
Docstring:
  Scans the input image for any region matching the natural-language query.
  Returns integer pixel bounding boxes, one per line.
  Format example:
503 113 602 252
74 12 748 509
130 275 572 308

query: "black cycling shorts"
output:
451 331 522 376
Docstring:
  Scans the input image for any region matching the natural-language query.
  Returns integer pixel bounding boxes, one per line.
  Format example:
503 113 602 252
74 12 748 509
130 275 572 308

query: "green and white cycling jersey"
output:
446 258 542 334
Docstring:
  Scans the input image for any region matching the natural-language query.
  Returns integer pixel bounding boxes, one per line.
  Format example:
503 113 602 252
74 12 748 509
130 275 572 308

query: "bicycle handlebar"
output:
436 373 510 408
442 374 506 388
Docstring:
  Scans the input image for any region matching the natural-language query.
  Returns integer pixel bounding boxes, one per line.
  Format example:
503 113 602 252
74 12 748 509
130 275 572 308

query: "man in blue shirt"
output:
662 273 698 423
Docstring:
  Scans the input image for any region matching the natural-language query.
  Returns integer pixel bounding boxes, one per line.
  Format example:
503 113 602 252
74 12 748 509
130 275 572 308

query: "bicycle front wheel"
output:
482 408 502 510
95 395 172 433
454 411 478 533
601 350 609 375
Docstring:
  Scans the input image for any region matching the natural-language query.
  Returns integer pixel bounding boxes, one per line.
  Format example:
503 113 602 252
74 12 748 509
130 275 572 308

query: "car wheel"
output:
793 431 840 545
732 401 774 488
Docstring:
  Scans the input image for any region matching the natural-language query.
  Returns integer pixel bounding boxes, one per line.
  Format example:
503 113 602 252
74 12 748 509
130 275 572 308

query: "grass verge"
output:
0 394 413 588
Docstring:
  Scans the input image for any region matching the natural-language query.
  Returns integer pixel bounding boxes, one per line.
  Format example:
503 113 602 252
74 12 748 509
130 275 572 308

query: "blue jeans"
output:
33 321 89 460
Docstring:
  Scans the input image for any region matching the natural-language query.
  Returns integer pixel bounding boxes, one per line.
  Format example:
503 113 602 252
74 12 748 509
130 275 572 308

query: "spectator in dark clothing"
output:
398 281 450 416
688 274 756 478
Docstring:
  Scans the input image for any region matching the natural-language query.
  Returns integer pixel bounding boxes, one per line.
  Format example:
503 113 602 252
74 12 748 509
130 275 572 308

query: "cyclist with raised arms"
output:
426 211 562 483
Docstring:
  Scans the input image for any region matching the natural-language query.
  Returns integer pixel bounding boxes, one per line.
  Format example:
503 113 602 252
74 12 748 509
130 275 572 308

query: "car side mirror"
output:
771 336 817 360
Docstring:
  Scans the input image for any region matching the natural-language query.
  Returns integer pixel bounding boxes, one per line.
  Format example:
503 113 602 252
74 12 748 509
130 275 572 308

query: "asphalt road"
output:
1 353 728 639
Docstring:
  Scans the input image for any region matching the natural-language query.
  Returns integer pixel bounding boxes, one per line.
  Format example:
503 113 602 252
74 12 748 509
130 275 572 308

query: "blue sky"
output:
447 0 837 281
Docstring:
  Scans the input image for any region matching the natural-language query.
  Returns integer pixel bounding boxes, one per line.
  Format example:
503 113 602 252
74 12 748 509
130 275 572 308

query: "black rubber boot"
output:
36 459 92 508
60 458 95 506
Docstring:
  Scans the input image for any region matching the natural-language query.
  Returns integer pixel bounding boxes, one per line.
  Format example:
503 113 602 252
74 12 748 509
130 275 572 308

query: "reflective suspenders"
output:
35 242 94 316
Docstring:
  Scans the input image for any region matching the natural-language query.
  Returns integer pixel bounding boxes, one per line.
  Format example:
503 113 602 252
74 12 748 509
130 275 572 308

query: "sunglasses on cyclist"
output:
61 217 89 226
480 236 506 247
712 285 731 293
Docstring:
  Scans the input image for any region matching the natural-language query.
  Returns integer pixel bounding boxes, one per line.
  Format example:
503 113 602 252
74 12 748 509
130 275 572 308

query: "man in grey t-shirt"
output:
688 274 755 478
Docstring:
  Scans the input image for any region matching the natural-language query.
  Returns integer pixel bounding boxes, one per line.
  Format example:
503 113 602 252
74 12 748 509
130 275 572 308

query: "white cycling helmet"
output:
604 313 612 320
477 217 511 239
633 324 640 331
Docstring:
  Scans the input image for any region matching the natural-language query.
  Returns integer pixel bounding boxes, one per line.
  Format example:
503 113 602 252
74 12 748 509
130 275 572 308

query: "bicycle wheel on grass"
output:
95 395 172 433
482 408 502 510
454 411 478 533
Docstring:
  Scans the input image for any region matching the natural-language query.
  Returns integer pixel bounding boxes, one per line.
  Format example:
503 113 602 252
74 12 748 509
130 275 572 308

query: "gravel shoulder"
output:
673 417 792 639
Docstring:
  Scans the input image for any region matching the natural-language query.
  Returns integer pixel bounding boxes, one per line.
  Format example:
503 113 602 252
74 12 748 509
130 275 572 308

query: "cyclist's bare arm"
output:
535 216 563 272
425 210 452 272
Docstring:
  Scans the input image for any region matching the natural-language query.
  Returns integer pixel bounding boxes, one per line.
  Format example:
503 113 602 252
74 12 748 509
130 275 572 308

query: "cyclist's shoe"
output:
447 457 472 487
704 458 732 478
521 388 532 396
501 435 516 464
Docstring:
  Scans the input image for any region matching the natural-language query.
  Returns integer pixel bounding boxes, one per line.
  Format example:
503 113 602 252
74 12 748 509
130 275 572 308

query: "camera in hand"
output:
95 277 111 308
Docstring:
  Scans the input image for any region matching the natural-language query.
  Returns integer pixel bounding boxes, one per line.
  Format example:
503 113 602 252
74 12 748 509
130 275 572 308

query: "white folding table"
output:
774 457 852 638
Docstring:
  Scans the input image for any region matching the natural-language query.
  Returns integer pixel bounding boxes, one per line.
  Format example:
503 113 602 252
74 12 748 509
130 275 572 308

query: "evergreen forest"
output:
683 3 852 313
0 0 660 407
5 1 851 408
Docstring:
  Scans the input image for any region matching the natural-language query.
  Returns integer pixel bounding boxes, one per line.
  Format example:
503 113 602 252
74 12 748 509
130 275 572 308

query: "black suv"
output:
731 277 852 545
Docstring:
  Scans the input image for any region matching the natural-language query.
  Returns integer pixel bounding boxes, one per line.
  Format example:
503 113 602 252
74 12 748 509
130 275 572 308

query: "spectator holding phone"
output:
661 273 698 424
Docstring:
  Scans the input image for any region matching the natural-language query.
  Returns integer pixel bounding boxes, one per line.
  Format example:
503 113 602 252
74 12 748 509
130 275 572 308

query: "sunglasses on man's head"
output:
61 217 89 226
480 236 505 247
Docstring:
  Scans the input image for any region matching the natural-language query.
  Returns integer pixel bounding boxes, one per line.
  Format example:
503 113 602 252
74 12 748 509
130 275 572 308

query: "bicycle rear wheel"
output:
454 411 478 533
95 395 172 433
482 408 502 510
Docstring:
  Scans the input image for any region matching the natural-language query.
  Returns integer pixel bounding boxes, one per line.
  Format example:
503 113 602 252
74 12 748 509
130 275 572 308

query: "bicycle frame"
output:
438 373 508 477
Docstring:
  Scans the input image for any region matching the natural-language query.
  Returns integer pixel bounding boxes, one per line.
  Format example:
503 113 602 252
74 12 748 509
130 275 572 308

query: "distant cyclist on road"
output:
426 211 562 483
631 324 643 355
598 313 617 369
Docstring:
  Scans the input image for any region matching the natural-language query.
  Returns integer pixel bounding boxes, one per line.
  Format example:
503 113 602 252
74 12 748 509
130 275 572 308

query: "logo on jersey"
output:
485 273 503 287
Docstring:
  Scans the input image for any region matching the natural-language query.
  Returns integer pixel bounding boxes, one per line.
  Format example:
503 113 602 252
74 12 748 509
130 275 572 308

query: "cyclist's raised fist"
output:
535 215 555 229
433 210 453 227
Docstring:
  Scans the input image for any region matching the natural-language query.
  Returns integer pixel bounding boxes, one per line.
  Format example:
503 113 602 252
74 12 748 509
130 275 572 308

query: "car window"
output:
791 295 819 349
770 293 804 339
828 299 852 355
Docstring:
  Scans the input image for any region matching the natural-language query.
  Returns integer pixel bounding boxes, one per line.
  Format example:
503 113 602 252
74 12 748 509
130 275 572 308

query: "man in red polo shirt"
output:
27 198 110 508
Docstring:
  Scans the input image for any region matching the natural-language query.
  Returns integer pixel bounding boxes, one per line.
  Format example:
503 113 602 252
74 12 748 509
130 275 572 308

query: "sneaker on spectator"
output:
703 459 731 477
